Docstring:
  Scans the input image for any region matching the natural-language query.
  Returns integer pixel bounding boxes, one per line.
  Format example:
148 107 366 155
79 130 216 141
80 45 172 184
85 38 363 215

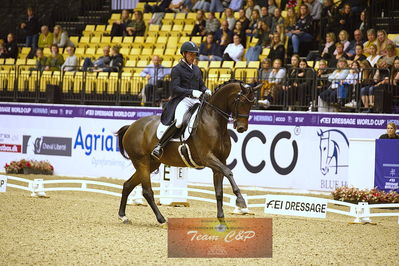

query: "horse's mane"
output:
213 79 243 93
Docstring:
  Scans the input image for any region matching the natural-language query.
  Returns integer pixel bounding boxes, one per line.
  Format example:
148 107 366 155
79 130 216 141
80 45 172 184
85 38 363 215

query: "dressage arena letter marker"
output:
0 175 7 192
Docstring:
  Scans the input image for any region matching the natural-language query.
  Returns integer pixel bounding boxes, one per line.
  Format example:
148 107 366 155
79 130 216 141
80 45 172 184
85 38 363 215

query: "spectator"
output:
267 0 277 14
32 48 47 71
245 0 261 20
329 42 348 68
233 21 247 48
245 21 271 61
306 32 335 61
283 54 300 99
20 7 40 51
349 44 367 62
271 8 284 34
379 122 399 139
315 59 332 95
82 46 111 71
391 58 399 87
94 46 123 72
358 10 368 37
366 44 381 68
222 34 244 61
0 43 7 59
61 46 78 72
347 29 364 58
333 30 350 55
214 20 233 51
258 58 286 107
260 7 273 29
320 0 338 40
192 0 210 11
236 9 250 31
381 44 397 67
144 0 173 13
289 59 315 107
286 4 313 55
360 58 390 109
53 25 74 48
191 10 206 36
140 55 172 105
284 7 297 33
110 9 132 37
38 25 53 49
319 58 349 105
363 29 377 57
205 12 221 34
5 33 18 59
268 32 286 63
246 10 261 37
199 34 223 61
258 58 272 83
44 44 64 71
224 8 236 31
338 60 360 106
126 11 146 36
210 0 225 12
307 0 322 21
376 30 394 56
335 4 355 36
168 0 185 12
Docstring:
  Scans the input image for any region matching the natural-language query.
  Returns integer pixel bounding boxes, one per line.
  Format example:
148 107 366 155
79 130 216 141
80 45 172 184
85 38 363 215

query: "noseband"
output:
204 83 255 122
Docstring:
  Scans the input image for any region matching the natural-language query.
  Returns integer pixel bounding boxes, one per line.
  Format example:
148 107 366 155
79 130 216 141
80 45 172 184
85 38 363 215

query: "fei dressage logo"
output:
22 135 72 156
317 129 349 176
168 218 272 258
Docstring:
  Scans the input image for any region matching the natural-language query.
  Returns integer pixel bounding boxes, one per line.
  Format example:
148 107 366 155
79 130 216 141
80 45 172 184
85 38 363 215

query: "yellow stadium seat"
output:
120 47 131 55
148 24 160 32
183 24 194 34
135 36 145 43
281 10 287 18
90 36 101 45
175 13 186 20
190 36 202 46
396 48 399 56
153 48 164 56
16 59 26 65
72 72 83 93
209 61 222 68
164 48 177 55
222 61 234 68
171 24 183 33
187 13 196 20
130 47 142 55
96 25 106 32
136 60 148 67
85 47 96 57
83 25 95 36
85 72 97 94
167 37 179 48
234 12 239 20
39 71 52 92
0 59 4 65
110 13 121 20
123 36 134 45
100 36 111 44
387 34 399 41
161 60 172 67
120 72 133 94
125 60 136 67
75 47 86 57
179 36 190 44
20 47 31 55
96 72 109 94
262 48 270 56
27 59 36 65
235 61 247 69
172 60 180 66
17 70 30 91
108 72 119 94
127 55 140 61
141 48 153 56
197 61 209 69
143 13 152 22
157 36 168 45
248 61 260 68
69 36 79 45
164 13 175 20
62 71 75 93
95 47 104 55
160 24 172 32
112 36 122 44
105 25 112 33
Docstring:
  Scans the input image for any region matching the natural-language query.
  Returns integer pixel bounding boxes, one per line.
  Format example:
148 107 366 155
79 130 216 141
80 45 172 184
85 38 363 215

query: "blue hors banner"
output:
374 140 399 193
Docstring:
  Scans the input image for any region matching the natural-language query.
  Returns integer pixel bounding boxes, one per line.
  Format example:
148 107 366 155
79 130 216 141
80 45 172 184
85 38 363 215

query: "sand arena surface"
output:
0 175 398 265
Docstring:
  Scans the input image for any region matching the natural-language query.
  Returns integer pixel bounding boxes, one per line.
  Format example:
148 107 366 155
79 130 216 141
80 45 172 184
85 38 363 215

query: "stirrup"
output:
151 145 163 160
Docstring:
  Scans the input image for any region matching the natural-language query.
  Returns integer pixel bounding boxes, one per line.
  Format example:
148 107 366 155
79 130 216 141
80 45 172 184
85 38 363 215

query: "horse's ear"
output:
253 83 262 91
317 129 322 137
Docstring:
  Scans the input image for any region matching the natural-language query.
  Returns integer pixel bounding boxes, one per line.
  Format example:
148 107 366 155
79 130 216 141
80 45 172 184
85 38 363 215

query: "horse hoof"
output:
160 222 168 229
119 216 132 224
236 199 247 209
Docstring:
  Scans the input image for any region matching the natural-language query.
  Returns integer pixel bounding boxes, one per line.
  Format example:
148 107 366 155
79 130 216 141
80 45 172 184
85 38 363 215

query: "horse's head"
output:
232 83 261 133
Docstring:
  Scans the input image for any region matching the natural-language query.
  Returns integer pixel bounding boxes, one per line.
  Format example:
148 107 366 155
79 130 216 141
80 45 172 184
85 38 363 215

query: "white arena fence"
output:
3 175 399 224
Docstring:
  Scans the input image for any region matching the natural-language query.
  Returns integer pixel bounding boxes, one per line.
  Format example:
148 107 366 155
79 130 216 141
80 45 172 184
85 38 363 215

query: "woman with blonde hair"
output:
334 30 350 55
258 58 286 108
379 122 399 139
319 58 349 105
376 29 393 56
284 7 297 33
53 25 74 48
366 43 381 68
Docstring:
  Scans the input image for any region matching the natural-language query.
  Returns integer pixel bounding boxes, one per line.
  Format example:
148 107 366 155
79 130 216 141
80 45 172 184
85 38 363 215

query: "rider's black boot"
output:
151 124 179 160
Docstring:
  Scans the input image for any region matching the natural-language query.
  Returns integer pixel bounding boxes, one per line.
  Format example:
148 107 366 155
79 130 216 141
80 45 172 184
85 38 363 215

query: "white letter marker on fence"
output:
159 165 188 205
265 195 328 219
0 175 7 192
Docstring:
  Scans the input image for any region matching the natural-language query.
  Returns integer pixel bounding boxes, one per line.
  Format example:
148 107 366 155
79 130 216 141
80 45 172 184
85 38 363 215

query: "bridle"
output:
203 83 256 123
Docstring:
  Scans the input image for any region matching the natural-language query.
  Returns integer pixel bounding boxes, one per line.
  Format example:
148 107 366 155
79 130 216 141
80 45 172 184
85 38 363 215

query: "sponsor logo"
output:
0 144 21 153
265 195 327 218
317 129 349 176
22 135 72 156
73 127 119 156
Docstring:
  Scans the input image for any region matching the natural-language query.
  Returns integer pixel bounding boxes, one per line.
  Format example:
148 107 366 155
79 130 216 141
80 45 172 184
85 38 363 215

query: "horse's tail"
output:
116 125 130 160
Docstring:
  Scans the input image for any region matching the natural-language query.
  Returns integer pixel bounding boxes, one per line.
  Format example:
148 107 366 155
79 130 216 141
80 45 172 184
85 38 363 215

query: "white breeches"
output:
174 97 200 128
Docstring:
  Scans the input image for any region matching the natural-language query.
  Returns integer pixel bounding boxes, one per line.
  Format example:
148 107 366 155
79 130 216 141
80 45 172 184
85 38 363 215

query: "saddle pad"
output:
156 108 199 142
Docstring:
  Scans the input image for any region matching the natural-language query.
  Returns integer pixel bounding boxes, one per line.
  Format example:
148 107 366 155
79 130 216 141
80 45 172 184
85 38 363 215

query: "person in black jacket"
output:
20 7 40 51
5 33 18 59
286 4 313 55
268 33 285 63
199 34 223 61
151 42 211 159
95 46 123 72
379 122 399 139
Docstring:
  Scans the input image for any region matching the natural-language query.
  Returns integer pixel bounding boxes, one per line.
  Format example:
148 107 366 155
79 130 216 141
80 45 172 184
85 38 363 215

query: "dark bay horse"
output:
117 81 260 225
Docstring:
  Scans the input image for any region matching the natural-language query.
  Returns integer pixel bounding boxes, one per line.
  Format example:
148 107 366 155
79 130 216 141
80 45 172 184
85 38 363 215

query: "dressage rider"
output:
151 41 211 159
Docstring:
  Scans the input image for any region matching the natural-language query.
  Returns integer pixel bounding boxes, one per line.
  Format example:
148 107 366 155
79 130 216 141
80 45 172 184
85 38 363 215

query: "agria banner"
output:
0 102 398 192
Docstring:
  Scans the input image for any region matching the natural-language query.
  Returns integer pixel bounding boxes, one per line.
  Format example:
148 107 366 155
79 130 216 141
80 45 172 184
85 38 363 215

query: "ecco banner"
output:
264 195 328 218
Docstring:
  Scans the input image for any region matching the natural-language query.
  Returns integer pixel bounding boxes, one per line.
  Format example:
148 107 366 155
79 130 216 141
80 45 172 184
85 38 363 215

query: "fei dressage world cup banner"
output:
374 140 399 193
1 102 399 192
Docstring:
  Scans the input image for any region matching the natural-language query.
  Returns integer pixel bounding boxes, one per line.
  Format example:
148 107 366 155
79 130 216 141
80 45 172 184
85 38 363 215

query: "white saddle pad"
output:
156 108 199 142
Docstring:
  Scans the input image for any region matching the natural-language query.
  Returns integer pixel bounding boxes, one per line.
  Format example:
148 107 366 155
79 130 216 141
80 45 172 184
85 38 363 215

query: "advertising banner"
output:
1 102 399 192
374 140 399 193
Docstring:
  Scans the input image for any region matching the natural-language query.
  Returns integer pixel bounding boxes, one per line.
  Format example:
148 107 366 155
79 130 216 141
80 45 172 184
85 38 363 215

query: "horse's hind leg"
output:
118 171 141 224
138 159 166 224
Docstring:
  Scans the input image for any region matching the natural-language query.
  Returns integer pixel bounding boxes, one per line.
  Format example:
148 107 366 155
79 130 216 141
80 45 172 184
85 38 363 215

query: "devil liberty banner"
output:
374 140 399 193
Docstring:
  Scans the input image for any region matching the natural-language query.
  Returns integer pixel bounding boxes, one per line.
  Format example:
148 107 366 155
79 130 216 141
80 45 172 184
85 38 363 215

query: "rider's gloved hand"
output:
204 89 212 96
192 90 202 98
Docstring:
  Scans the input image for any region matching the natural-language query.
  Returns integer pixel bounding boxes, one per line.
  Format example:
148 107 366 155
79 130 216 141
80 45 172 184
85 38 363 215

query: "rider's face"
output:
185 52 197 65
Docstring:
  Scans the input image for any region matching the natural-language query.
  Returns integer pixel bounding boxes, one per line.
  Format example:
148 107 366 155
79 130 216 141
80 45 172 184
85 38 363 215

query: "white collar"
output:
182 59 193 69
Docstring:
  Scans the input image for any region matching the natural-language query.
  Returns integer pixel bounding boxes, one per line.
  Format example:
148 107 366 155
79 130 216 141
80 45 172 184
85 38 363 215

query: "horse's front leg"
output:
205 154 247 209
213 170 225 223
